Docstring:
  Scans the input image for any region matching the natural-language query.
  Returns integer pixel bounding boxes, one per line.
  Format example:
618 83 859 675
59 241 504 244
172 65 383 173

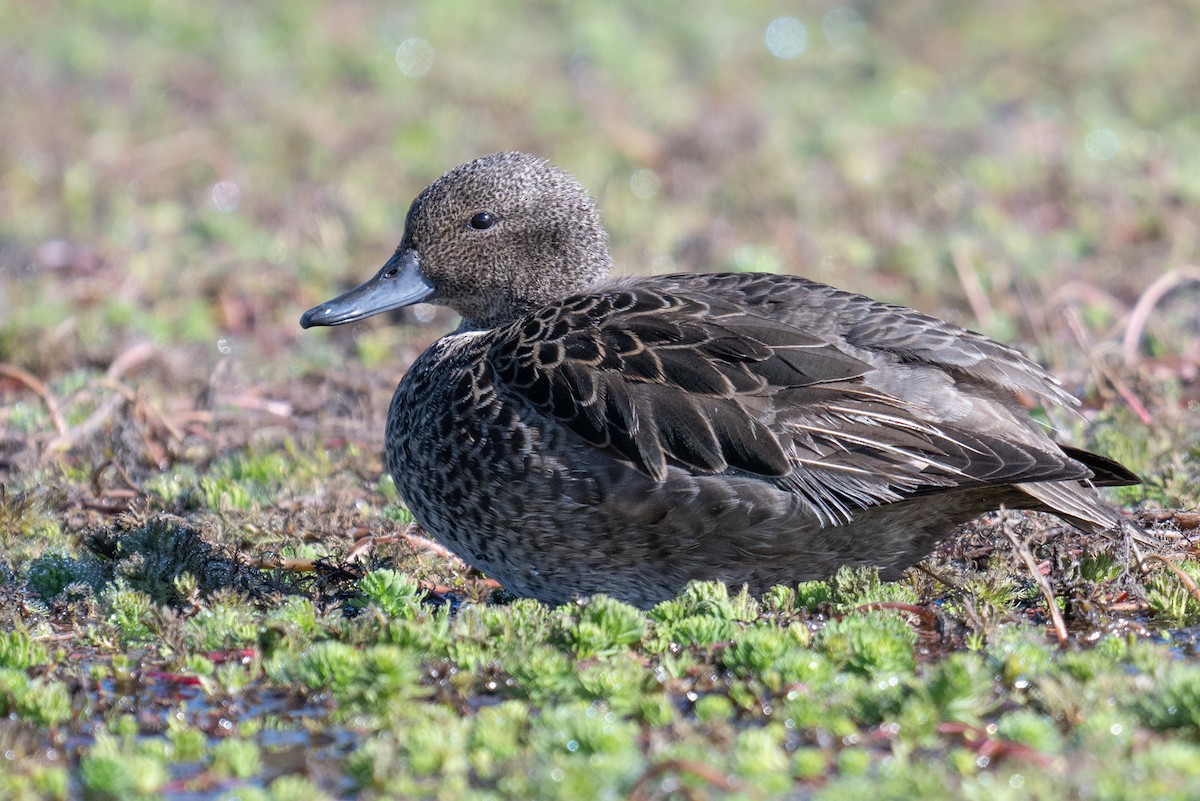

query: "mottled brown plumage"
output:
301 152 1140 608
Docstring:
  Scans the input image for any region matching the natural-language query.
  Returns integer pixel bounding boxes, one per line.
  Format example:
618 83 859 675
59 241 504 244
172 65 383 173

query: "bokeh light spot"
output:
629 168 660 200
1085 128 1119 160
396 37 434 77
208 180 240 212
765 17 807 59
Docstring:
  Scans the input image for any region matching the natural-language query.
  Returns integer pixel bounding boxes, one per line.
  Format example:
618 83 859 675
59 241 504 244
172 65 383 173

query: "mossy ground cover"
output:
2 1 1200 798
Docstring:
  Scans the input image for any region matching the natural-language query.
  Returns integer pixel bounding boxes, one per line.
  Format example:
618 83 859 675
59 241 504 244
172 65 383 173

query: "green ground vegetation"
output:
2 0 1200 798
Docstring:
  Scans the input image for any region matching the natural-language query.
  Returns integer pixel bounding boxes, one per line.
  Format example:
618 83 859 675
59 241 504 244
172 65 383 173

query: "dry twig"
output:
998 512 1069 644
1137 510 1200 532
1063 306 1152 425
628 758 739 801
1140 553 1200 607
1122 265 1200 367
952 244 995 332
0 362 67 435
46 392 128 453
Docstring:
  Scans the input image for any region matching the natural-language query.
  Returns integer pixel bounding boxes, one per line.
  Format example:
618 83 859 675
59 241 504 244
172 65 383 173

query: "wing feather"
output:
487 279 1096 521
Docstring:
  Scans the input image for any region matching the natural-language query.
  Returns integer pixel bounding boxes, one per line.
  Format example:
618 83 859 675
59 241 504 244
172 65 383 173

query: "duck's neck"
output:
454 268 612 332
453 291 540 332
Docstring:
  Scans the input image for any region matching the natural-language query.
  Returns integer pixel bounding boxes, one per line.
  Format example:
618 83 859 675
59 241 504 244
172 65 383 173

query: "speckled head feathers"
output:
400 152 612 329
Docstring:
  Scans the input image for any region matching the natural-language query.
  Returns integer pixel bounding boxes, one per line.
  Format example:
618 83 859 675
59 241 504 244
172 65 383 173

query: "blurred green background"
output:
3 0 1198 393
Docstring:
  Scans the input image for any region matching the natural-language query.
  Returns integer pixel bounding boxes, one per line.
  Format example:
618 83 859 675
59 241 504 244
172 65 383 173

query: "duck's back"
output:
384 272 1134 607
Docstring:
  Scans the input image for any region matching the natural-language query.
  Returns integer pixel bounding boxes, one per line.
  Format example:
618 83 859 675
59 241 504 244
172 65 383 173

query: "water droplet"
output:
217 337 232 355
765 17 808 59
396 37 434 77
209 180 241 212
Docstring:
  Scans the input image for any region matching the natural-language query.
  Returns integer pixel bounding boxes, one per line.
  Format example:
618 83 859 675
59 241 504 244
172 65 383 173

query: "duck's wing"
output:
487 282 1093 524
649 272 1080 409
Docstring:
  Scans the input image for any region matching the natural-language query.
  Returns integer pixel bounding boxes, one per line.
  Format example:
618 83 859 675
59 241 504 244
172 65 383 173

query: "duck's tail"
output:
1018 478 1160 561
1057 444 1141 487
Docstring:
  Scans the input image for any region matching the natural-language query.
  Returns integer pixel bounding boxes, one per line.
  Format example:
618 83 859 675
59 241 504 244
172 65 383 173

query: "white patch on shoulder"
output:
447 329 488 343
434 329 488 358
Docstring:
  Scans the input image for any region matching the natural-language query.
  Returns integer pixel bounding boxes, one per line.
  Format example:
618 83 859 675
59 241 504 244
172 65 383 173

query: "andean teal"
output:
301 152 1141 608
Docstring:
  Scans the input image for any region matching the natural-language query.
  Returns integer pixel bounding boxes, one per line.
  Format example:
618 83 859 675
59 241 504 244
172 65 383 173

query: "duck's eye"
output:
468 212 495 230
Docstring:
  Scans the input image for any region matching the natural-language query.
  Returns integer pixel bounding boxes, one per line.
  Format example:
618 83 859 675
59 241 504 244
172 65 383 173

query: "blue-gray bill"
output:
300 249 433 328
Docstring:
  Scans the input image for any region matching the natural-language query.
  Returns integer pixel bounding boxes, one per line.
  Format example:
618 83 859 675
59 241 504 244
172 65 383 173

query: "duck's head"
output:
300 152 611 332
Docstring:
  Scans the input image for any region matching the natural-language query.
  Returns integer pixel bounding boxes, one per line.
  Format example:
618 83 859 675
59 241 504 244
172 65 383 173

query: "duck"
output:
300 151 1141 609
